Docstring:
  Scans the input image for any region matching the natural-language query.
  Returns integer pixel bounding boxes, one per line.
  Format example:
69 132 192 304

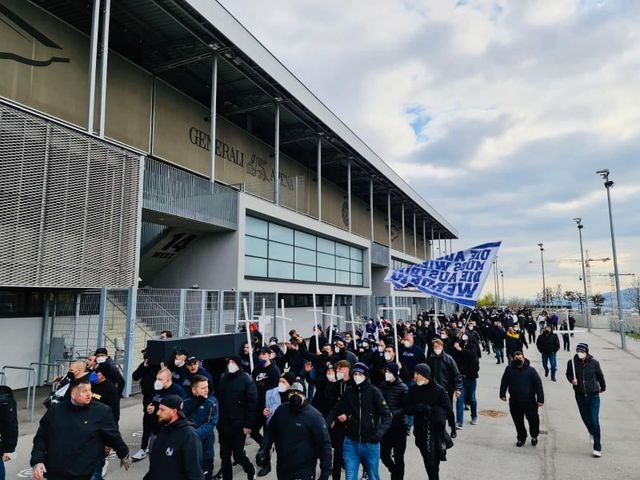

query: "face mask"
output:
227 362 239 374
277 383 288 393
515 359 524 366
416 379 427 386
334 347 341 353
403 341 411 348
96 357 107 364
378 346 385 353
440 334 447 339
258 359 267 367
468 326 474 330
384 372 395 382
174 359 185 368
577 352 587 360
383 352 393 362
89 372 99 383
336 372 345 381
461 335 468 341
153 380 164 390
457 323 462 328
433 348 443 356
326 374 336 382
289 394 303 410
353 374 365 385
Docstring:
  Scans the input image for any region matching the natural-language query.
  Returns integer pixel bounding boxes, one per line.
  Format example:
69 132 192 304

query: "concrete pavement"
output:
4 329 639 480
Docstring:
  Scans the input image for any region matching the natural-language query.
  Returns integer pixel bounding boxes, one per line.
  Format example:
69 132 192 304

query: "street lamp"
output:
500 270 505 305
573 218 591 332
538 243 546 309
596 169 626 350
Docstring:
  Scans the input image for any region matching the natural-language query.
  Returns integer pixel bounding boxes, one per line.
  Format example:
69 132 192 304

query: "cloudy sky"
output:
217 0 640 300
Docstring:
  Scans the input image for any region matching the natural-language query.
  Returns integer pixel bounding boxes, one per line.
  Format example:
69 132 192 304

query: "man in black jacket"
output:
257 382 332 480
451 335 480 428
251 347 280 476
378 363 408 480
499 351 544 447
405 364 451 480
217 356 257 480
30 378 131 480
131 351 161 462
94 348 126 397
144 394 204 480
0 385 18 480
536 327 560 381
566 342 606 457
327 362 391 480
427 339 463 438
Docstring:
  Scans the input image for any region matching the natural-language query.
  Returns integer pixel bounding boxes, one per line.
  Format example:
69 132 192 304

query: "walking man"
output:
499 351 544 447
536 327 560 381
566 343 606 457
0 385 18 480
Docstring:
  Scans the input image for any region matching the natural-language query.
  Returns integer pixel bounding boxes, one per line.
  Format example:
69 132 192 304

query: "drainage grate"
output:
479 409 508 418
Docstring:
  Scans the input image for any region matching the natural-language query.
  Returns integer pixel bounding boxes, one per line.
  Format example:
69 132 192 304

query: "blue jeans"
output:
91 458 105 480
456 377 478 424
541 352 557 379
343 437 380 480
0 457 5 480
494 346 504 363
575 393 601 451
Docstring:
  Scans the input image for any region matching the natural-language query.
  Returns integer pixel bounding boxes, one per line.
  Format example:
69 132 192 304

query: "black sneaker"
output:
516 440 524 447
531 437 538 446
450 429 457 439
213 470 223 480
247 464 256 480
257 465 271 477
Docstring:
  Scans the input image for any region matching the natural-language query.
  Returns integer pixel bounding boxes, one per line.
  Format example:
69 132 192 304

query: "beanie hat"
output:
576 342 589 353
94 347 108 356
385 363 399 377
281 371 297 387
160 394 183 410
227 355 242 367
414 363 431 380
352 362 369 376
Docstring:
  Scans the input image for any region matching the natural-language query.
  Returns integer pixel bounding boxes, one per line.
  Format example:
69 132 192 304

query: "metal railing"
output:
1 365 37 421
29 362 63 387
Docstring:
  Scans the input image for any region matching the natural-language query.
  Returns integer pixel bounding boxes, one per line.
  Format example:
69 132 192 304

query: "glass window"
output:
351 259 363 273
269 241 293 262
295 247 316 266
245 236 268 258
317 268 335 283
317 237 335 254
245 257 268 277
295 231 316 249
246 216 268 238
336 256 350 271
351 273 363 286
335 243 350 258
269 223 293 244
317 252 335 268
295 264 316 281
336 270 350 284
350 247 363 262
269 260 293 279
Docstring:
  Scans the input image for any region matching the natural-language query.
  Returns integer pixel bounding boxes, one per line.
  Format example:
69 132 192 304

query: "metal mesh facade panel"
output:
0 103 142 288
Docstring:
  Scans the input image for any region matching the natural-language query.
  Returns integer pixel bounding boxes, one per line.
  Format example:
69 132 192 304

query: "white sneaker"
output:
471 418 478 425
592 450 602 458
131 448 147 462
102 460 109 478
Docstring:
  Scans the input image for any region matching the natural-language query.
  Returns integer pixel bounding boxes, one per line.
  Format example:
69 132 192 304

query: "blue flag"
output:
384 241 501 307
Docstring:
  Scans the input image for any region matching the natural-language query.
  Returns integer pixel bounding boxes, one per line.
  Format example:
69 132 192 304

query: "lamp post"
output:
500 270 505 306
538 243 546 309
573 218 591 332
596 169 626 350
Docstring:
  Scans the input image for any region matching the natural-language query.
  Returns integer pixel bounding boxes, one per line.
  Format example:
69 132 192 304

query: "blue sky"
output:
218 0 640 300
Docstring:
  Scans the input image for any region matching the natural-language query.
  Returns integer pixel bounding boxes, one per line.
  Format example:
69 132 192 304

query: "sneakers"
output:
592 450 602 457
450 429 457 439
257 465 271 477
361 472 369 480
531 437 538 446
471 417 478 425
516 440 524 447
131 448 147 462
456 423 464 429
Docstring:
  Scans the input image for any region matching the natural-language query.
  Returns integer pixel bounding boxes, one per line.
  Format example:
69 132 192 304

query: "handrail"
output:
1 365 37 421
29 362 63 387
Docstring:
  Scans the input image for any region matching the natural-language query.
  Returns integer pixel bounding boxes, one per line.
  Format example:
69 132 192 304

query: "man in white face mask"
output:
93 347 126 397
327 362 391 480
427 339 463 438
566 343 606 457
379 363 408 480
146 368 188 455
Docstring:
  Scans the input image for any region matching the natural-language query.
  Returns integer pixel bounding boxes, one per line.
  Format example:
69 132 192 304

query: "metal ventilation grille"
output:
0 103 142 288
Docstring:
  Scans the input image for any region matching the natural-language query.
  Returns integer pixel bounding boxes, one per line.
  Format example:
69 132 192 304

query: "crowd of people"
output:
0 308 608 480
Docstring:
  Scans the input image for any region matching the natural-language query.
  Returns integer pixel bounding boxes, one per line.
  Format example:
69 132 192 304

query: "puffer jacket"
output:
327 378 392 443
378 379 408 427
565 355 606 396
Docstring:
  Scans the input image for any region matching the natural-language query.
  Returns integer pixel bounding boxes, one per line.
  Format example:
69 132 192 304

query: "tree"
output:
623 277 640 314
591 293 606 314
477 293 496 307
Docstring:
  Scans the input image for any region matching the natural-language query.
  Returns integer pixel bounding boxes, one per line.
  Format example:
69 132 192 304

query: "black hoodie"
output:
499 359 544 403
144 415 203 480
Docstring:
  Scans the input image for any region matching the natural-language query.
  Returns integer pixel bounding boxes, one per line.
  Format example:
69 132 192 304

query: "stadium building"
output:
0 0 457 392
